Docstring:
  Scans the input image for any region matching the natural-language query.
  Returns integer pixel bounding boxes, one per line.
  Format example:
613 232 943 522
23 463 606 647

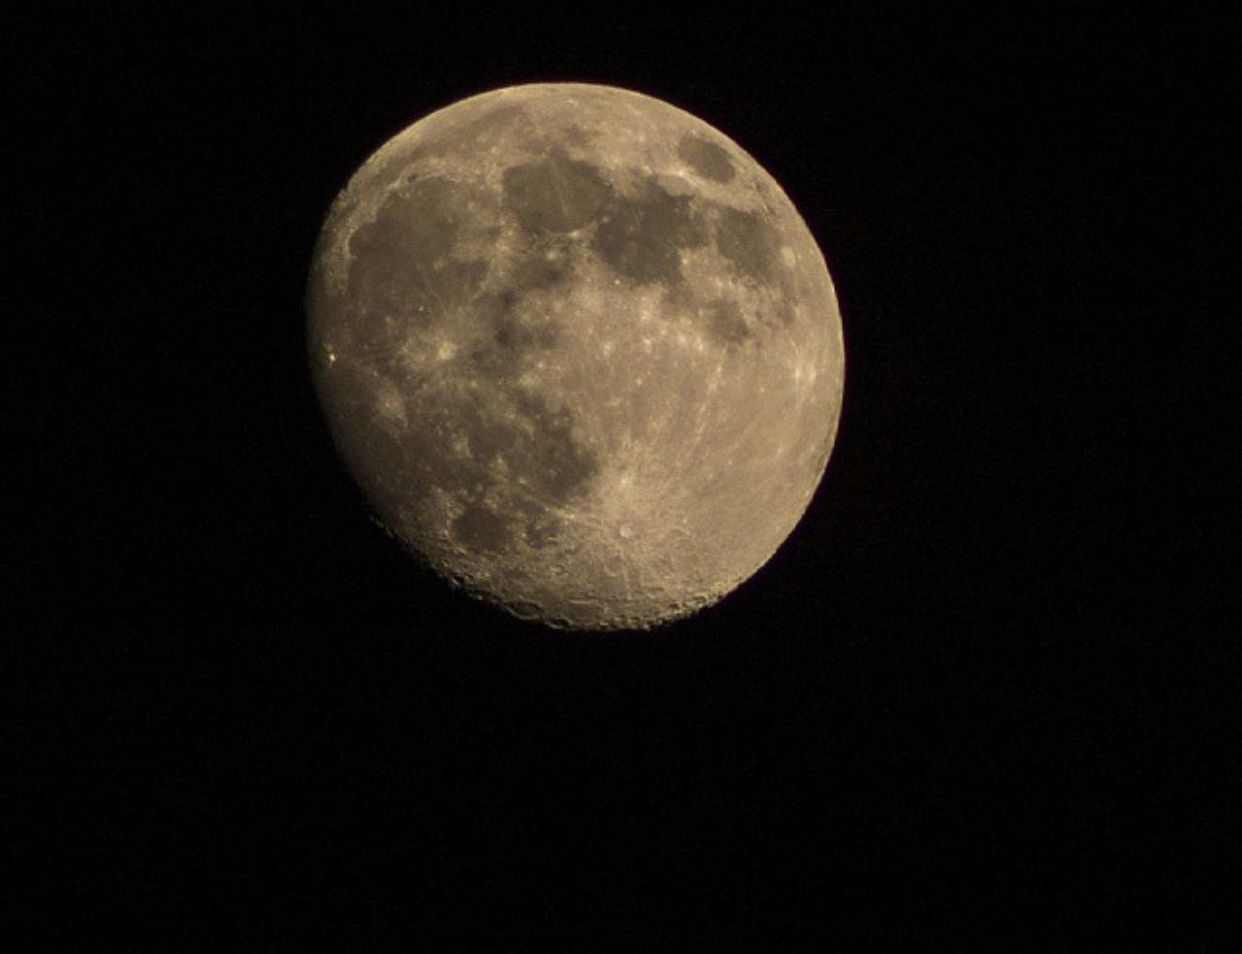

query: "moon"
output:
306 83 844 630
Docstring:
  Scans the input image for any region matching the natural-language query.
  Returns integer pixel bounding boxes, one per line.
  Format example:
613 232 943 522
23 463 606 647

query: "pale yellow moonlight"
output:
306 83 845 630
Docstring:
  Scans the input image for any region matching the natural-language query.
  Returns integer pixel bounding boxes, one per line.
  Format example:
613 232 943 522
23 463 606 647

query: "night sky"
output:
12 6 1233 949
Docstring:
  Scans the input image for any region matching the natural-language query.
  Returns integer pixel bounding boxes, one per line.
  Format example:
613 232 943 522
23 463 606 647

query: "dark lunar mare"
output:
346 178 489 346
326 165 606 561
714 206 782 284
592 179 706 289
676 134 736 183
502 149 612 235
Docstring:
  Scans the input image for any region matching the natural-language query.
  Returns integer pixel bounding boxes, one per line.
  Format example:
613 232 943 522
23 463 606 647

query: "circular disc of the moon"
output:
306 83 844 630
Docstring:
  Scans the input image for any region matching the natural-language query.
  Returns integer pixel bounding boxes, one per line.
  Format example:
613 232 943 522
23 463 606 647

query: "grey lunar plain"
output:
306 83 845 630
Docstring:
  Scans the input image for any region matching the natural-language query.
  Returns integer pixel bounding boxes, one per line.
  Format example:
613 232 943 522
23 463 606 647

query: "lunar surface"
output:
306 83 844 630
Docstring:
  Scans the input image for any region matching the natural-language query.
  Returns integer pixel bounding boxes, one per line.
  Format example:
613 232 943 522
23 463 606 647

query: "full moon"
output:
306 83 844 630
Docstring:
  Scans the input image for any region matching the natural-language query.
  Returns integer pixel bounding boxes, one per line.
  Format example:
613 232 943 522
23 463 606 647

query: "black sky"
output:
11 5 1235 949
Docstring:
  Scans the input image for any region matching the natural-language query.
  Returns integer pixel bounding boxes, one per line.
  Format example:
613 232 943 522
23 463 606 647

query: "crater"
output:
677 135 735 183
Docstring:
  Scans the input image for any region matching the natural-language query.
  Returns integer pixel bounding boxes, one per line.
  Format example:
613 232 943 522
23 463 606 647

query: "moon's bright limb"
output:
306 83 844 630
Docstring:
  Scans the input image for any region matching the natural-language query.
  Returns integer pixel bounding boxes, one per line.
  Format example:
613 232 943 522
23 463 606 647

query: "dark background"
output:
11 4 1234 949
